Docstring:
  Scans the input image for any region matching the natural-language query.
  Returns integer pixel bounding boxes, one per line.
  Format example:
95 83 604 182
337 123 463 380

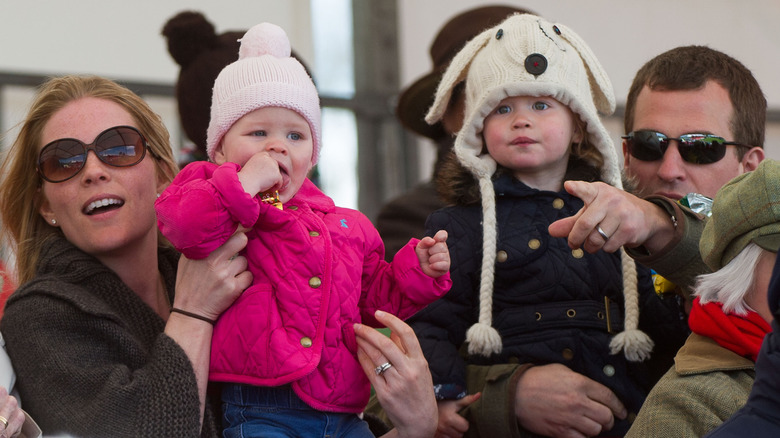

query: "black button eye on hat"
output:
524 53 548 76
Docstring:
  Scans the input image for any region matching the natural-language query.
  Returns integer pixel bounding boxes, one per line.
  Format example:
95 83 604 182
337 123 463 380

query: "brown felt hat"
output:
701 159 780 271
396 5 532 140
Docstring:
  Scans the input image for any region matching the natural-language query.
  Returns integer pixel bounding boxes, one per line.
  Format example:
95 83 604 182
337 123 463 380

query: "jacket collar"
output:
675 332 755 375
289 178 335 213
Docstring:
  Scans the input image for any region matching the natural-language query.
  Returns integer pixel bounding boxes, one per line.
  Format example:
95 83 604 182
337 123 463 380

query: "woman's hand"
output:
0 387 25 438
172 231 253 321
354 311 437 438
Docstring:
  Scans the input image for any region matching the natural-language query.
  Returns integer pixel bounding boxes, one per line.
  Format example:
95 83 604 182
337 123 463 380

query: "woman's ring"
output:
597 225 610 241
0 415 8 428
374 362 393 375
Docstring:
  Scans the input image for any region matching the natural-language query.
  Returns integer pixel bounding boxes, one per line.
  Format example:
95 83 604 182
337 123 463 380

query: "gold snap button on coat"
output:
603 364 615 377
309 277 322 288
309 231 320 237
496 250 508 262
562 348 574 360
300 337 312 348
572 248 584 258
552 198 564 209
528 239 541 249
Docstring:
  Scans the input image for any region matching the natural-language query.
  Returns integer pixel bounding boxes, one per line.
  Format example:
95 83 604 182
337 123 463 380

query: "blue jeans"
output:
222 383 374 438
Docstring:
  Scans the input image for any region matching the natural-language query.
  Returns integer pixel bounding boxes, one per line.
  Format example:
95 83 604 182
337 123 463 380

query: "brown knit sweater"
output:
0 235 220 437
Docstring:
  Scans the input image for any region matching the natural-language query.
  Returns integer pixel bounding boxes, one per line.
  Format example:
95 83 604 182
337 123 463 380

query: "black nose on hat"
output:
525 53 547 76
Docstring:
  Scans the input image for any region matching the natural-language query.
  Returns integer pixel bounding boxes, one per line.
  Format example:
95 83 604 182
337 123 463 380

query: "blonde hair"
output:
0 75 178 284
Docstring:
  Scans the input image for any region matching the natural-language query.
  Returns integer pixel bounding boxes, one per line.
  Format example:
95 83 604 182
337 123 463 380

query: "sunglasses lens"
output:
678 135 726 165
95 127 145 167
627 130 666 161
39 140 87 182
38 126 148 183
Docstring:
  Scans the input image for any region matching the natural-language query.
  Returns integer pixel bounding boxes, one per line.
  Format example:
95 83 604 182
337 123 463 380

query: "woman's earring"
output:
51 219 57 225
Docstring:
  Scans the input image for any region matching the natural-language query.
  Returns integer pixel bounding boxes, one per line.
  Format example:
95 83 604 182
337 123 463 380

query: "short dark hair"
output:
624 45 766 154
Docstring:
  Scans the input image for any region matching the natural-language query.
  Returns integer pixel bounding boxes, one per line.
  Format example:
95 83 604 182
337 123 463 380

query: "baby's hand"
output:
237 152 283 197
415 230 450 278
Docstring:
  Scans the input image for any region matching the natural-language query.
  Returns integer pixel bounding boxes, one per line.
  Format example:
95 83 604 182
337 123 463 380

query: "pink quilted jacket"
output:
155 162 451 413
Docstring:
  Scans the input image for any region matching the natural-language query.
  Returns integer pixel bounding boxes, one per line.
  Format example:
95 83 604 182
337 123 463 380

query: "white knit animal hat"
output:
427 13 653 361
206 22 321 164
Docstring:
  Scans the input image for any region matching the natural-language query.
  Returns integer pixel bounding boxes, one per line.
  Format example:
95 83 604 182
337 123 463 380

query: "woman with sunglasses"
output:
0 75 249 437
0 75 438 438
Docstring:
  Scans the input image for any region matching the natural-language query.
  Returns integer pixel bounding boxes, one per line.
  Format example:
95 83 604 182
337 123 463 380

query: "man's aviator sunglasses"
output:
38 125 157 183
623 130 749 165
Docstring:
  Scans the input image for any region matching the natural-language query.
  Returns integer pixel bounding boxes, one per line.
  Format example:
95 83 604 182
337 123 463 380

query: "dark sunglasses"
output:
623 130 748 165
38 125 154 183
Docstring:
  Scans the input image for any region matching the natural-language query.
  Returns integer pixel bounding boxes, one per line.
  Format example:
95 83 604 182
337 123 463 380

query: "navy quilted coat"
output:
410 170 688 435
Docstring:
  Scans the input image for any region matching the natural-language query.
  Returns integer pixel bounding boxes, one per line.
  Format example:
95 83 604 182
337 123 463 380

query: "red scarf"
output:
688 297 771 362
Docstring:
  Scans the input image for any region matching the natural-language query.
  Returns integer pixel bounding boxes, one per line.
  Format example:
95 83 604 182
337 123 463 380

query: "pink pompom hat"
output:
206 22 321 164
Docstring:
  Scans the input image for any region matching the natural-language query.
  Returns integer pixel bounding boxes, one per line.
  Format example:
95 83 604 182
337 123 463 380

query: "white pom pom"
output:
466 323 503 357
238 22 291 60
610 329 654 362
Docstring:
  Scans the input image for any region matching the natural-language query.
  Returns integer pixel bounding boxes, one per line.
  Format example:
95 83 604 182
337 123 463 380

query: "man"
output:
521 46 768 438
624 45 765 200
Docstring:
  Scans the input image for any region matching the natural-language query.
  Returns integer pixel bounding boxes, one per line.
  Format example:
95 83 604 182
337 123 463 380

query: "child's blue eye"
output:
532 101 550 110
496 105 511 115
288 132 302 141
251 130 267 137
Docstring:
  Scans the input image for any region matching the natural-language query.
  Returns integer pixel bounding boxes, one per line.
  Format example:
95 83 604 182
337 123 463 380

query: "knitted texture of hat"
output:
206 22 321 164
427 13 652 361
701 159 780 271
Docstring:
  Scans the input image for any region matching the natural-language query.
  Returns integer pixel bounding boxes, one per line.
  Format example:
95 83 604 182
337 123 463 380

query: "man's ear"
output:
622 139 631 169
742 146 765 172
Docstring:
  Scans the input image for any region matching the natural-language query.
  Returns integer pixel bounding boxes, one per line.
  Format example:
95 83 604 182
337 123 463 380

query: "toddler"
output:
155 22 451 437
409 13 684 437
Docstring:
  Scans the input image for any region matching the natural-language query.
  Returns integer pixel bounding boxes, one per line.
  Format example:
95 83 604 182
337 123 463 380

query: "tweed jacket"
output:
156 161 452 413
626 333 755 438
0 236 220 437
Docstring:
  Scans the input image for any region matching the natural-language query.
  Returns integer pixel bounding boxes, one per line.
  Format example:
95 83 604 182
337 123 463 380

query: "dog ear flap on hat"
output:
552 22 615 116
425 25 495 127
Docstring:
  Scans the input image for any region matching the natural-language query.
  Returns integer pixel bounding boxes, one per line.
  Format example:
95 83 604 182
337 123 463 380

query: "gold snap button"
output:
309 277 322 288
528 239 541 249
496 250 508 262
572 248 584 258
288 206 298 211
562 348 574 360
603 364 615 377
552 198 564 209
309 231 320 237
300 337 312 348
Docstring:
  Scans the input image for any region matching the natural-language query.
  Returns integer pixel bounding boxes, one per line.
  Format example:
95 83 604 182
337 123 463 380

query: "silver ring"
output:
374 362 393 375
596 225 610 241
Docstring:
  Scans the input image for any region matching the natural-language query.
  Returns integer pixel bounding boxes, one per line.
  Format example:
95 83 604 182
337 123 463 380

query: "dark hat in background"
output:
395 5 533 140
700 159 780 271
162 11 310 161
